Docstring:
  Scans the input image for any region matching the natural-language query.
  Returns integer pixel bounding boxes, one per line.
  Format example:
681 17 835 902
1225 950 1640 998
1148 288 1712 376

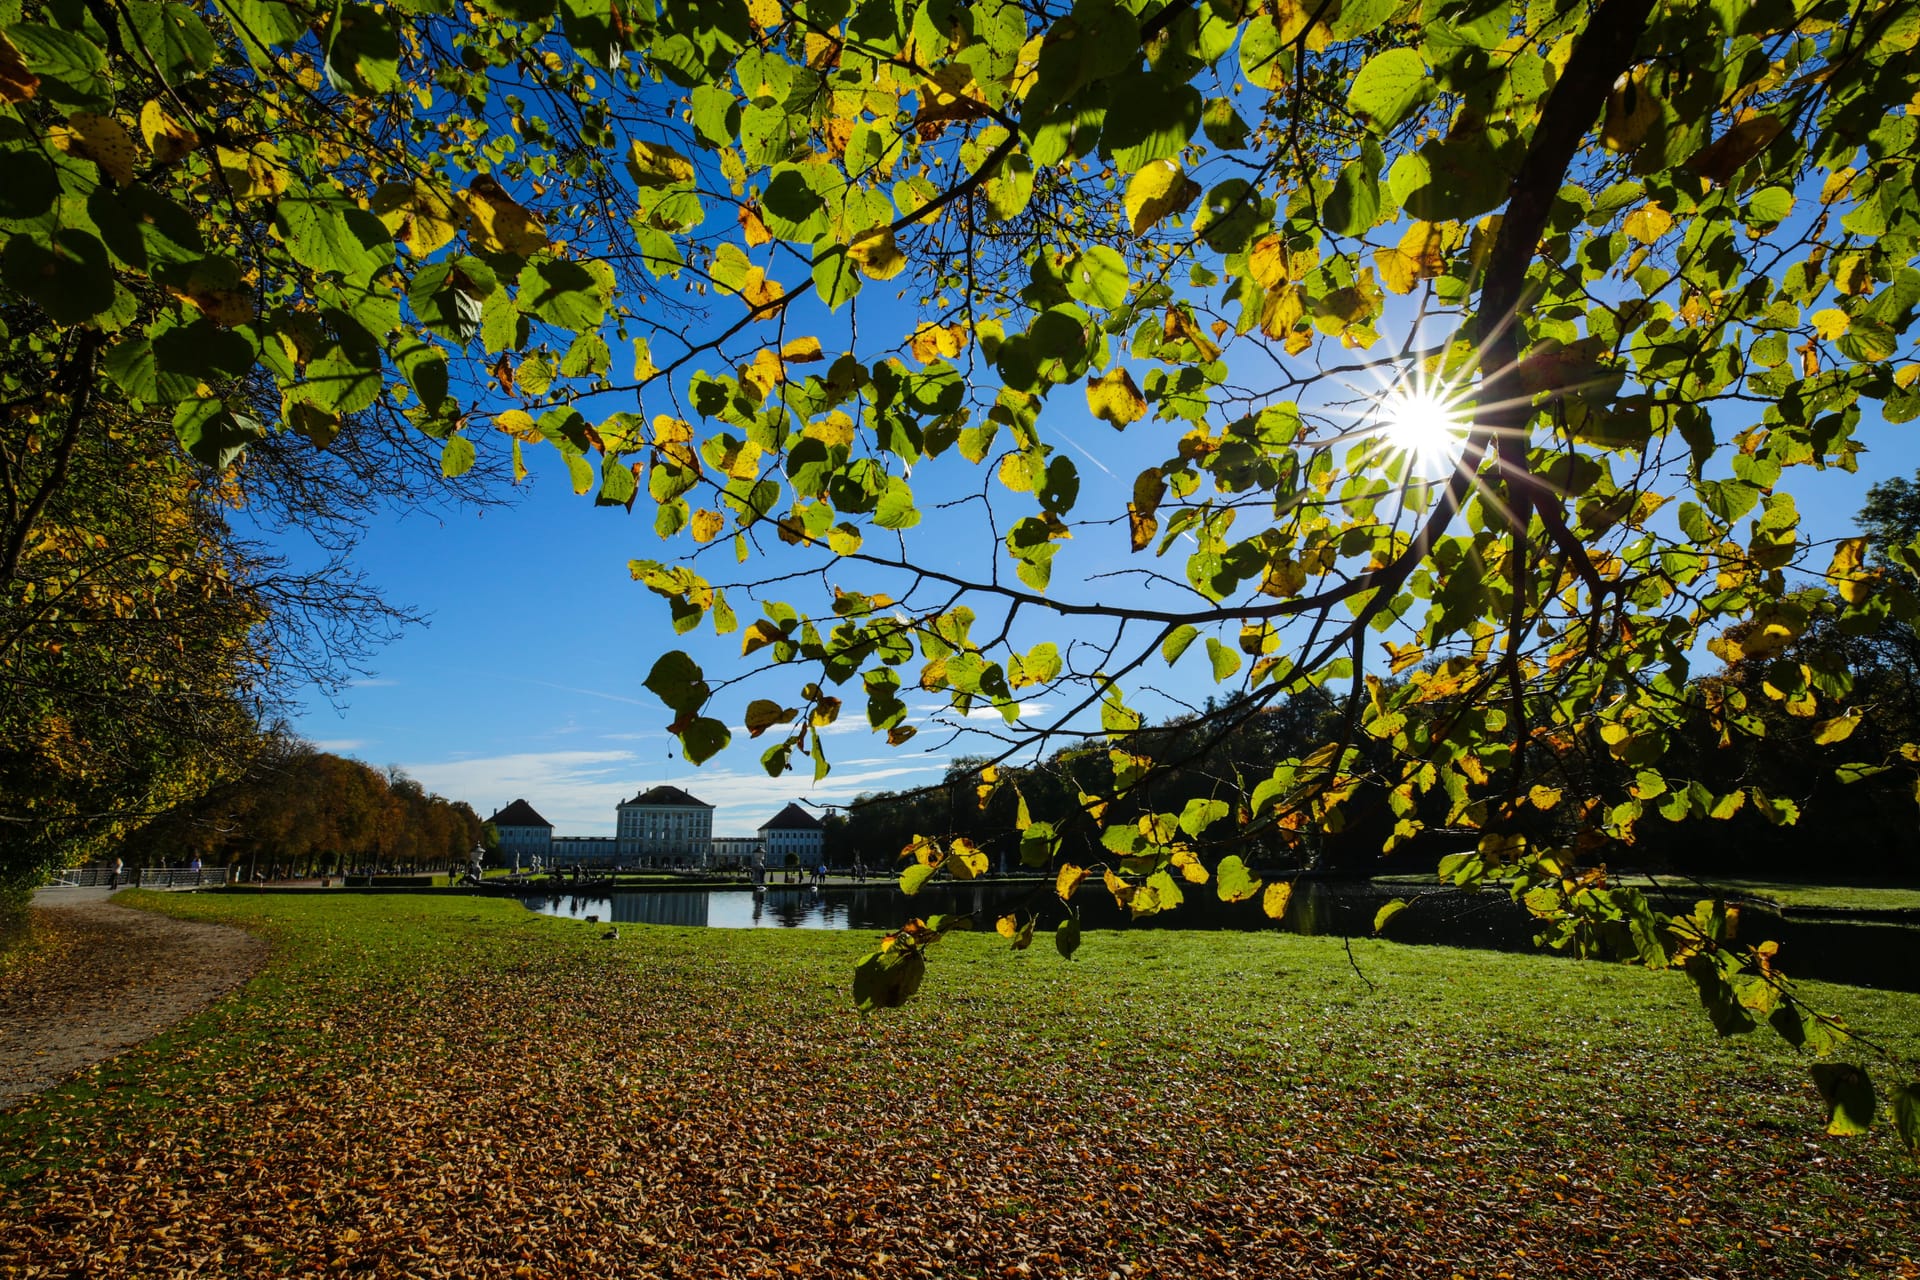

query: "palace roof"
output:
620 785 714 809
487 799 552 828
759 802 822 831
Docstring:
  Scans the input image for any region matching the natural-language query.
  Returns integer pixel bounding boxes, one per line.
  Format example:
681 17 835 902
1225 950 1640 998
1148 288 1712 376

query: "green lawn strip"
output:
1375 871 1920 913
2 893 1915 1277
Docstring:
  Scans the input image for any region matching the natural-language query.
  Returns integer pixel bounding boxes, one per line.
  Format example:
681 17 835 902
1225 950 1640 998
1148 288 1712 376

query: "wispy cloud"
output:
346 678 397 688
962 701 1051 721
311 738 365 752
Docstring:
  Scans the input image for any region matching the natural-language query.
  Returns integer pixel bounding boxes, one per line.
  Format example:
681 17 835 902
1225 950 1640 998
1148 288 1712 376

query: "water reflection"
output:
521 882 1919 991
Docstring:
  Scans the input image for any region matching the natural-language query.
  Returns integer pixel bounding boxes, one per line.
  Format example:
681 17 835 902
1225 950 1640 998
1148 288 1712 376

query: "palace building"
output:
485 789 826 870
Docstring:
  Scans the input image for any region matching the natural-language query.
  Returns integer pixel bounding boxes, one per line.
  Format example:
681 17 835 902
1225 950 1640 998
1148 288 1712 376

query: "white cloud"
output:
962 701 1051 721
402 750 639 833
346 678 397 688
311 738 365 752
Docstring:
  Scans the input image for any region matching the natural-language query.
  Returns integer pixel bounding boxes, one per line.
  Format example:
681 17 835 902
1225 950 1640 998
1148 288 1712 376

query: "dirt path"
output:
0 892 267 1105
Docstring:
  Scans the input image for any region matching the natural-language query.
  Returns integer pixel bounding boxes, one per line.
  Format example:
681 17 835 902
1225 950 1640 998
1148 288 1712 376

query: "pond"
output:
522 880 1920 991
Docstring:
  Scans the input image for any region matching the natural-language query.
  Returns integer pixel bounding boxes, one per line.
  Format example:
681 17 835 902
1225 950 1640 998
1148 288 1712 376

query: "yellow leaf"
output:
374 180 468 256
1261 880 1293 921
1248 235 1289 290
848 227 906 279
690 509 725 542
1622 204 1672 243
909 322 969 363
494 409 541 441
804 410 855 449
627 139 696 187
1812 711 1859 745
1810 308 1850 341
63 112 137 185
746 0 781 28
743 347 786 395
740 204 773 247
215 141 288 199
1259 285 1304 339
1085 368 1146 427
1374 248 1418 296
1055 863 1087 901
1528 785 1562 811
995 914 1018 939
1602 66 1660 152
1829 536 1870 605
1103 868 1134 908
781 336 825 362
138 100 197 165
0 31 40 103
1686 115 1784 185
1124 160 1197 235
1178 857 1208 885
464 176 547 255
652 418 698 449
1833 253 1873 297
949 837 988 879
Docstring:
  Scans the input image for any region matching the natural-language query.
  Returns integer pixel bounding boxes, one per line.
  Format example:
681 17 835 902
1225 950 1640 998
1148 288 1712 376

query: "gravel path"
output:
0 891 268 1105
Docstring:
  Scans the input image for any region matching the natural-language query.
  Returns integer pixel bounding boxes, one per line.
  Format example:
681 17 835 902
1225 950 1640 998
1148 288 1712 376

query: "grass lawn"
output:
1 895 1916 1278
1645 879 1920 913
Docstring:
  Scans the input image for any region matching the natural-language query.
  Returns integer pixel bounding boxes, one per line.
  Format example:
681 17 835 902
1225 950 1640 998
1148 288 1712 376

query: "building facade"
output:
485 799 553 869
760 802 825 869
616 785 715 866
490 790 822 871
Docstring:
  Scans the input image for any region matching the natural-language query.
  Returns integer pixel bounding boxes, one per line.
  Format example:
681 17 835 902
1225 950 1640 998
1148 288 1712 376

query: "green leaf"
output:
1373 898 1408 933
1388 130 1515 222
677 715 731 766
440 436 475 478
126 1 216 82
1892 1082 1920 1159
1215 854 1262 903
689 84 740 148
324 4 400 96
1054 911 1081 961
643 650 708 715
852 945 925 1011
1206 637 1241 682
813 241 862 310
518 258 612 333
171 398 263 470
1201 97 1248 150
6 23 110 109
1178 797 1229 838
1346 48 1429 132
1810 1063 1876 1137
899 861 937 895
1162 624 1199 664
1101 71 1201 172
2 229 115 325
1324 160 1380 237
1065 245 1129 311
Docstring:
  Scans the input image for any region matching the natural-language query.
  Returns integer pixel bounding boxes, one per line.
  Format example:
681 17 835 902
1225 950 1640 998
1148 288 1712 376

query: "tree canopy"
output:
4 0 1920 1151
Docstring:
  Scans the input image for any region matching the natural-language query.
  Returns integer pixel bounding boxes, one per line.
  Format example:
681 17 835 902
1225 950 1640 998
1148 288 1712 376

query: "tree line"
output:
831 481 1920 891
117 738 484 879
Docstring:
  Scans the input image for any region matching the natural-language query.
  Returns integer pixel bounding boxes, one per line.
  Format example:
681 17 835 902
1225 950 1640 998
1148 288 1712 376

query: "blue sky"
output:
273 124 1920 841
280 357 1920 841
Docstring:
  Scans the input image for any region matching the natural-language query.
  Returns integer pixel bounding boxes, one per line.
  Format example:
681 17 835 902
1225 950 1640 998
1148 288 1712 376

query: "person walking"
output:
108 857 123 890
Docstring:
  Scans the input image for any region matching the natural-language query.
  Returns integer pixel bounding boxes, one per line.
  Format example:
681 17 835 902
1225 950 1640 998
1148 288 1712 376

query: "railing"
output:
47 866 233 889
138 867 233 889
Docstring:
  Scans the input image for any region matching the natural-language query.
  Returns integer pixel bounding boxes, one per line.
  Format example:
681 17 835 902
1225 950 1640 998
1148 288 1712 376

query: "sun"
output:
1374 383 1468 479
